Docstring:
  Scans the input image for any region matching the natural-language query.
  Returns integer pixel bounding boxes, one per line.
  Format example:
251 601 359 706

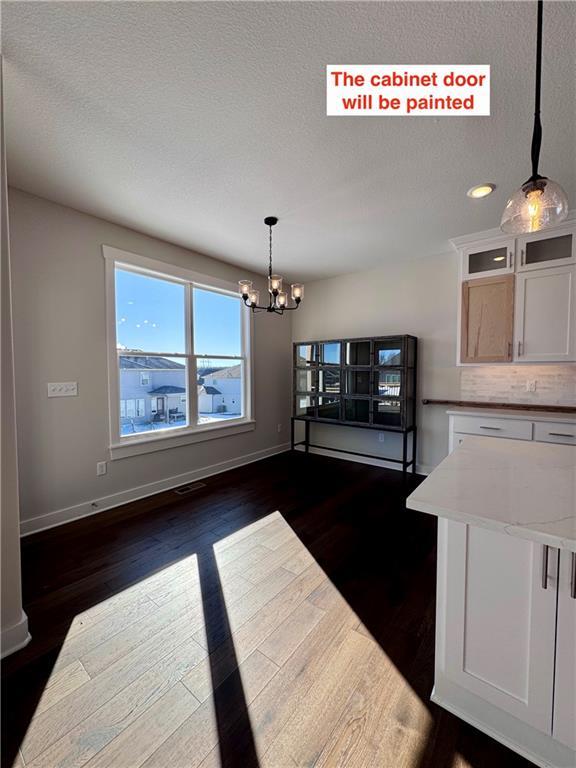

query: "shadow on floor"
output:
2 451 531 768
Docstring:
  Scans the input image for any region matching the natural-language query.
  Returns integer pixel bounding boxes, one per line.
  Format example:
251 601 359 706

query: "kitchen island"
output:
407 436 576 768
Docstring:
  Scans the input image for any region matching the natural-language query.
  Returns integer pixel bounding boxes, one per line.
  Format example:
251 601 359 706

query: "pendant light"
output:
239 217 303 314
500 0 569 234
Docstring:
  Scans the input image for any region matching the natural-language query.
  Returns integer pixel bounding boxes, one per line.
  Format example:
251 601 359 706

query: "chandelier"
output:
239 217 304 314
500 0 568 234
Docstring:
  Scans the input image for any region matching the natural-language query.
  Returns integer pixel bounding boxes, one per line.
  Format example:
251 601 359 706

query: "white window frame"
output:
140 372 150 386
103 245 254 460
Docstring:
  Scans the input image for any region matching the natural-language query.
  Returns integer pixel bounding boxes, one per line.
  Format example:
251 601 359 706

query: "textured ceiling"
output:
2 1 575 281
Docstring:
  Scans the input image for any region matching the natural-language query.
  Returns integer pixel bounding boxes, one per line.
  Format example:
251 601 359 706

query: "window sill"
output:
109 419 256 460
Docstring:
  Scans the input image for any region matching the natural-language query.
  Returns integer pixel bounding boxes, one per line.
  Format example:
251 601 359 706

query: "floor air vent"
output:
174 482 207 496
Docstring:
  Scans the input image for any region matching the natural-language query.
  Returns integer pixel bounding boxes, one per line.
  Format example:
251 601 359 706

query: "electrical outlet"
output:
526 379 537 393
378 432 385 443
96 461 107 476
277 423 283 433
47 381 78 397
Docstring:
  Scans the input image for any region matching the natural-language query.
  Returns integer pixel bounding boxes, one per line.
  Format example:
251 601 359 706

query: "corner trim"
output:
21 443 291 537
1 611 31 659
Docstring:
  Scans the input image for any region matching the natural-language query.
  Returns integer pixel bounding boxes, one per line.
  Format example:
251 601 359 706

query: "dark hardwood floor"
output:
1 451 532 768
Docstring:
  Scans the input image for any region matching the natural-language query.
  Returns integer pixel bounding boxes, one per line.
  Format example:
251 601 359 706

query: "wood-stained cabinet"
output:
460 274 514 363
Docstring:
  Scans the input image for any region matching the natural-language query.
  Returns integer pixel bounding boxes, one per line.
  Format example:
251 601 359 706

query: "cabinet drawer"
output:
534 422 576 445
452 415 532 440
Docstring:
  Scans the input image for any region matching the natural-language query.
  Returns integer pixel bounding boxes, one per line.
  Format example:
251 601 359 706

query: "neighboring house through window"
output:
104 246 251 455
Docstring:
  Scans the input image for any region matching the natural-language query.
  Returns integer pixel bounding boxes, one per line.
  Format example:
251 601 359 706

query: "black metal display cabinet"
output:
291 335 418 474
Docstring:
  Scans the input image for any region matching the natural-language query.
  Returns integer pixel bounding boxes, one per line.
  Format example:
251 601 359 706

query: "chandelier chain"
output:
268 225 273 279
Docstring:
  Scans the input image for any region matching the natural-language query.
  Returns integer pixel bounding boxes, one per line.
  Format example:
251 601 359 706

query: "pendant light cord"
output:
530 0 543 180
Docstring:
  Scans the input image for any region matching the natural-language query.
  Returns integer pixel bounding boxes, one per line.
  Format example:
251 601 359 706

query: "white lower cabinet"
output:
442 521 557 732
553 549 576 751
437 411 576 767
436 519 576 768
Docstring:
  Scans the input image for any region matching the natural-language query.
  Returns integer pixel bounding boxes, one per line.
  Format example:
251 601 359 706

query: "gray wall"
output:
8 188 292 527
1 62 28 655
291 252 461 473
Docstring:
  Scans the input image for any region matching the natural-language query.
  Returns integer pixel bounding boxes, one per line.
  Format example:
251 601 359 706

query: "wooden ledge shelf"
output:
422 399 576 414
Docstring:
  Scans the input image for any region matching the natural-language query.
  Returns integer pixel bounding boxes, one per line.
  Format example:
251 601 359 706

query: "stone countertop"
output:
407 436 576 552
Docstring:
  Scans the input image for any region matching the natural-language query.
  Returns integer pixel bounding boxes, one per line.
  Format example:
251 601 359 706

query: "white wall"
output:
8 188 292 531
291 252 461 473
1 62 30 656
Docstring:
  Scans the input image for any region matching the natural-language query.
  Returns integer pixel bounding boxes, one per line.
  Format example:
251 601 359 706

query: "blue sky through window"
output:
115 269 241 356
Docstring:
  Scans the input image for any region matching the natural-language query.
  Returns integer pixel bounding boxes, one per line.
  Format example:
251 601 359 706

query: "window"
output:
105 247 251 453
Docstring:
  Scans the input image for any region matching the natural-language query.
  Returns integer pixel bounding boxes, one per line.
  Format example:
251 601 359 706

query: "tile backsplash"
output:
460 365 576 406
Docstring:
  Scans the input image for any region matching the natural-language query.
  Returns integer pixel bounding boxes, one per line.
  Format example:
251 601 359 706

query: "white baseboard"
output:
21 443 291 537
294 445 431 476
1 610 31 659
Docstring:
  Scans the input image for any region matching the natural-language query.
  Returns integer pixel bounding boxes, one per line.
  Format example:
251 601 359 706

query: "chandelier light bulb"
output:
248 289 260 307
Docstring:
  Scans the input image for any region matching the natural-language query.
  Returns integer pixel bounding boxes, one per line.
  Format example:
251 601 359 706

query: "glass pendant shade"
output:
248 289 260 307
501 177 569 234
268 274 283 293
291 283 304 300
277 291 287 307
238 280 252 297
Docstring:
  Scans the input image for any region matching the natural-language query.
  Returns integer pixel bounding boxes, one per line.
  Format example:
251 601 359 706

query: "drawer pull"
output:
571 553 576 600
548 432 574 438
479 425 502 431
542 545 549 589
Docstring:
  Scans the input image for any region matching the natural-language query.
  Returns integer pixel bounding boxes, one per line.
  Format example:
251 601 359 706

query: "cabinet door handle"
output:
548 432 574 438
521 248 525 266
517 340 523 357
542 545 549 589
508 251 513 269
507 341 512 359
479 425 502 430
571 552 576 600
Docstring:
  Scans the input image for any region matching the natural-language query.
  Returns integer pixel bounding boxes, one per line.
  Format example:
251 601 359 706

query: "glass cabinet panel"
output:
295 369 316 393
295 395 315 417
374 339 403 366
318 368 340 393
524 234 572 266
468 246 509 274
373 398 401 427
344 398 370 423
318 396 340 420
295 344 317 367
345 369 371 395
345 340 371 366
319 342 341 365
374 369 401 397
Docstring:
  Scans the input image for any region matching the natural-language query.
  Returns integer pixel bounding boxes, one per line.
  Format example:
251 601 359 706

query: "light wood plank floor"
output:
2 452 532 768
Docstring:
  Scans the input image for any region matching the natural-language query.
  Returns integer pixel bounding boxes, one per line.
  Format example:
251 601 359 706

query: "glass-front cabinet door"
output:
517 228 575 272
461 237 515 279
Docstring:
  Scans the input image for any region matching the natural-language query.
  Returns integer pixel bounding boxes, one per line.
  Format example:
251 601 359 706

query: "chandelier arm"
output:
529 0 543 181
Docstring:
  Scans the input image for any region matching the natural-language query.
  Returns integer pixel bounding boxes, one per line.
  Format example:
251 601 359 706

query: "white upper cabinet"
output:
461 237 515 280
456 220 576 364
517 228 575 273
514 264 576 362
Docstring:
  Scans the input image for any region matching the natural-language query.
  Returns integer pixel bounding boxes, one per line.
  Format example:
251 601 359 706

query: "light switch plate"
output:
47 382 78 397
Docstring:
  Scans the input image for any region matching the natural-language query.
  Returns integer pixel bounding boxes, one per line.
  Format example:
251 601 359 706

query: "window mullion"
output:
186 283 199 427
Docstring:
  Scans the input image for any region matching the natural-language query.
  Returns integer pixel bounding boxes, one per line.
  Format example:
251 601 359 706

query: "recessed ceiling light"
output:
467 184 495 199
